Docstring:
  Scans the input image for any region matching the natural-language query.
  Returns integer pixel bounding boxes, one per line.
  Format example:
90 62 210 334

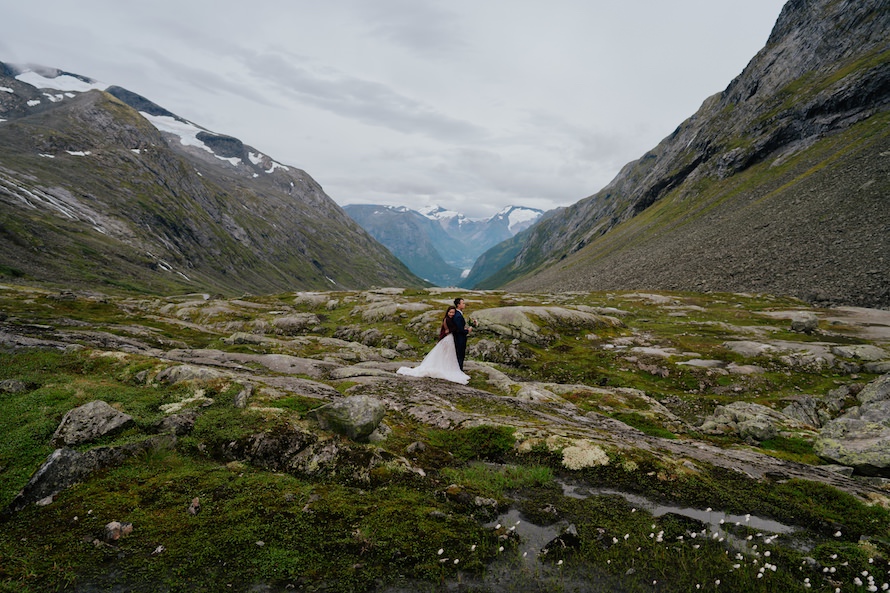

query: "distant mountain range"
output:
0 63 422 294
343 203 543 286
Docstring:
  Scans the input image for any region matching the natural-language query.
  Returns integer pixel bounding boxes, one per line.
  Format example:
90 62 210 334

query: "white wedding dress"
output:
397 333 470 384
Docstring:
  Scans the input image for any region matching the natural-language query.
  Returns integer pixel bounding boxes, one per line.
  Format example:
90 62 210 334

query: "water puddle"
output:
485 507 560 567
559 481 796 536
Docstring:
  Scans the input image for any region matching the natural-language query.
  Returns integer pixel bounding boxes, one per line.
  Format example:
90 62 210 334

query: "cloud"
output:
240 50 486 141
355 0 467 58
2 0 788 219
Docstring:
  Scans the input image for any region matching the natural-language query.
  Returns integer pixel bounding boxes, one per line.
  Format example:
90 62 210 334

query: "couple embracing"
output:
397 298 473 384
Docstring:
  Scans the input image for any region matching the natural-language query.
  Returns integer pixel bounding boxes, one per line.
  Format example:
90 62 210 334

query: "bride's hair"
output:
439 305 457 340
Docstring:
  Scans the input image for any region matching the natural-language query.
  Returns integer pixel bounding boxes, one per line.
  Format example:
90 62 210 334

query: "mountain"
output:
0 62 423 295
344 203 544 286
340 204 464 286
462 207 563 289
419 204 544 268
471 0 890 308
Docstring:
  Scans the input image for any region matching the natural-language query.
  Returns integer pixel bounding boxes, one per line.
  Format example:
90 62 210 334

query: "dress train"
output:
396 333 470 384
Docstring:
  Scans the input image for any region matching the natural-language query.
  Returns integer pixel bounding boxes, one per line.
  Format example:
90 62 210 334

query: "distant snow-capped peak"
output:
417 204 542 232
419 205 463 221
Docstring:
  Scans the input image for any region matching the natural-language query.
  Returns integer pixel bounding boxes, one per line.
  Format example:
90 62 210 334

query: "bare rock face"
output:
51 400 134 447
472 306 623 346
814 374 890 477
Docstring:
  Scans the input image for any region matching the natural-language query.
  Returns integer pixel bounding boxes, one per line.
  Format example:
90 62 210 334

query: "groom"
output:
453 297 472 370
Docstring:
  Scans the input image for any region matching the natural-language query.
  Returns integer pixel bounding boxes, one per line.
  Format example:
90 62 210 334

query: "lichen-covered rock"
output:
856 373 890 405
471 306 623 345
271 313 321 335
698 401 803 443
156 364 229 384
51 400 134 447
790 312 819 334
814 374 890 477
814 408 890 477
0 379 32 394
311 395 386 442
561 441 610 470
830 344 888 362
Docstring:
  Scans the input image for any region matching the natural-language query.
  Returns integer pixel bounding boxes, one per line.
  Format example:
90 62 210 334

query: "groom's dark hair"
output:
454 297 463 307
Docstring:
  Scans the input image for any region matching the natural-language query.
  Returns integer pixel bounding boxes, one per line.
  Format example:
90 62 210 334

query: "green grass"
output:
0 450 497 592
440 462 555 498
612 412 678 439
427 425 517 463
758 435 823 465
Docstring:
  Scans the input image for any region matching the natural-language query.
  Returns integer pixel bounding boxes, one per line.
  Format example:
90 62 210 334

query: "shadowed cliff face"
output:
477 0 890 308
0 70 423 295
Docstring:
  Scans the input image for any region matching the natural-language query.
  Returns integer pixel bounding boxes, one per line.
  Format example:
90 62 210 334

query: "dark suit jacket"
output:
453 310 469 349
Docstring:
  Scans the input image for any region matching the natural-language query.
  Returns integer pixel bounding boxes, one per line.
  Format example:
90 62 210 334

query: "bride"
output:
397 306 470 384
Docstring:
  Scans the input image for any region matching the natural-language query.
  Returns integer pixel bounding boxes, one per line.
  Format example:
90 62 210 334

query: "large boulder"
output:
781 386 853 428
814 374 890 477
311 395 386 442
271 313 321 335
857 373 890 405
789 312 819 334
51 400 134 447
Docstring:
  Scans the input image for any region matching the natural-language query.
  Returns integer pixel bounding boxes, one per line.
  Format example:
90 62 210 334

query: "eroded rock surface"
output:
51 400 134 447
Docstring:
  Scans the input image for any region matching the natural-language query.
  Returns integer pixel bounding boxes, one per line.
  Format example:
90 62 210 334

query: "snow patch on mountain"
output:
141 113 214 151
498 206 543 233
14 69 106 93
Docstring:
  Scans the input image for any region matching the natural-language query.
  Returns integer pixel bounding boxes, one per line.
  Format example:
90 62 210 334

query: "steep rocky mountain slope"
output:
0 63 422 295
475 0 889 308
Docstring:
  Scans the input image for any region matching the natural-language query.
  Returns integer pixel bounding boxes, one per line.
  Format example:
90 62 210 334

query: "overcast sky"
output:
2 1 787 219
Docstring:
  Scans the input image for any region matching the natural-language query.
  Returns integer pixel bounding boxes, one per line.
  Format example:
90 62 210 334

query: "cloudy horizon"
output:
2 1 787 219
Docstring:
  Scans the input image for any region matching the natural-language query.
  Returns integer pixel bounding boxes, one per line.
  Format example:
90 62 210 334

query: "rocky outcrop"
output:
698 401 806 443
814 374 890 476
472 306 623 346
51 400 134 447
